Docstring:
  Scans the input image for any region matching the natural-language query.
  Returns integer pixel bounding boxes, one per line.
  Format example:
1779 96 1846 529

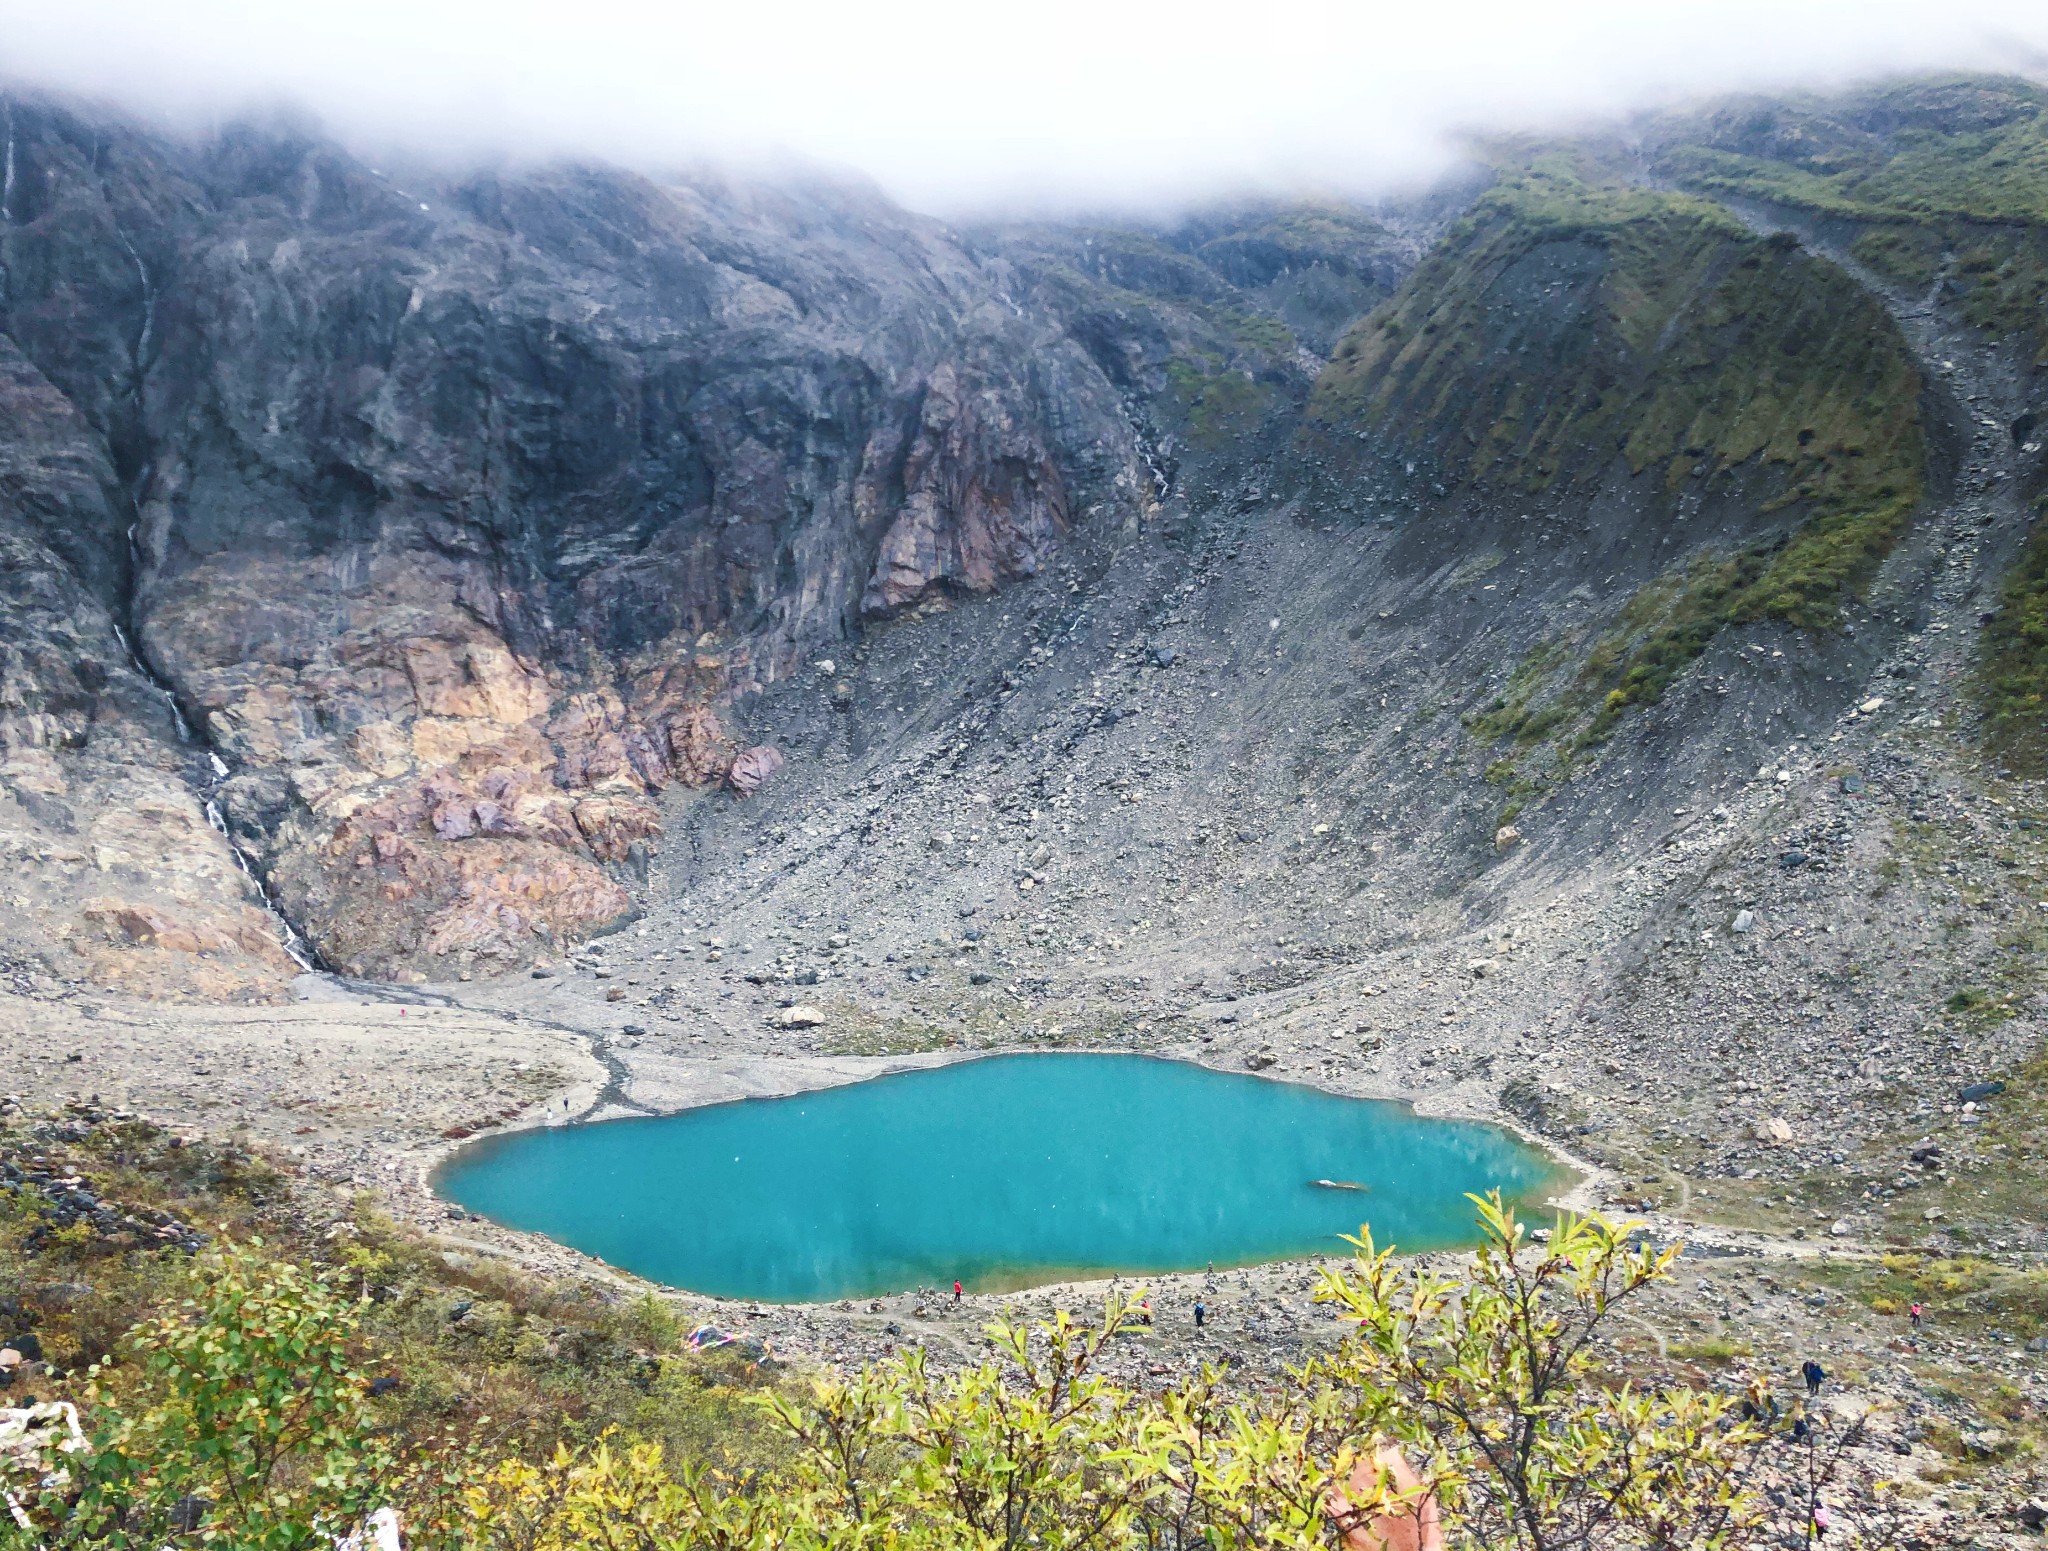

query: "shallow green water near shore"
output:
434 1054 1563 1301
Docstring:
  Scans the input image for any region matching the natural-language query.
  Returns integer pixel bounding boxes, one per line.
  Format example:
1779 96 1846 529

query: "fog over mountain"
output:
4 0 2046 210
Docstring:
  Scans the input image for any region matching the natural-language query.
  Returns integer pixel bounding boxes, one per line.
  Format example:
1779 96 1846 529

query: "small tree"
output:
1311 1193 1766 1551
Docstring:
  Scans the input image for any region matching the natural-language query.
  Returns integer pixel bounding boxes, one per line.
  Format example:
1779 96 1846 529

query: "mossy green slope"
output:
1650 76 2048 767
1310 154 1922 559
1652 74 2048 372
1981 497 2048 776
1309 152 1925 808
1657 75 2048 227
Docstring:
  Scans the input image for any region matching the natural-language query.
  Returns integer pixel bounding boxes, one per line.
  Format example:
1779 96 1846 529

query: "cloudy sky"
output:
3 0 2046 212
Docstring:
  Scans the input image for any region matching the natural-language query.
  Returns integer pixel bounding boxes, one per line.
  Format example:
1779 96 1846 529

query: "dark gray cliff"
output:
0 96 1158 985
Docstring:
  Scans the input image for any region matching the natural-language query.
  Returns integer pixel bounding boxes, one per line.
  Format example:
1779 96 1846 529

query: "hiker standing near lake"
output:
953 1280 962 1304
1194 1300 1206 1329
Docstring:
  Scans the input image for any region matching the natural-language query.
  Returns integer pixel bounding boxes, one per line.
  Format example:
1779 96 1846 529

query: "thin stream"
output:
117 525 322 972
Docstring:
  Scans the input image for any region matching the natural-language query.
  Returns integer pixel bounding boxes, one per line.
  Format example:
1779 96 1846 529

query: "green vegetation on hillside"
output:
982 202 1408 464
1164 357 1274 449
0 1110 790 1530
1312 152 1922 561
1655 75 2048 779
1657 75 2048 227
6 1181 1801 1550
1001 240 1302 454
1979 499 2048 775
1654 75 2048 368
1311 150 1925 808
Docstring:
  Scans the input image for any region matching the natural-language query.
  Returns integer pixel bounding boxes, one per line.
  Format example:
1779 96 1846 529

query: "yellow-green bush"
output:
5 1198 1777 1551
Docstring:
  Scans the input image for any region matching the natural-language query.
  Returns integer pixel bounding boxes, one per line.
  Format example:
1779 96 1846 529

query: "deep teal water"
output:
433 1054 1563 1302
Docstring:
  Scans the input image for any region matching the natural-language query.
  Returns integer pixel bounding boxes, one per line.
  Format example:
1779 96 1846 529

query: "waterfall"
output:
117 230 155 372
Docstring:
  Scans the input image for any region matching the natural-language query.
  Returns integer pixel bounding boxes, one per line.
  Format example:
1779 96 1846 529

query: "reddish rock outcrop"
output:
726 745 786 797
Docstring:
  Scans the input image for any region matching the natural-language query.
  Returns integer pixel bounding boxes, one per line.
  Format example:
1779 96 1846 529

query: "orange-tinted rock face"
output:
137 556 732 977
82 897 298 960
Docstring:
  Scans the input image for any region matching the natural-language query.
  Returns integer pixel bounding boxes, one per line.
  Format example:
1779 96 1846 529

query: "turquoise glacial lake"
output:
433 1054 1563 1302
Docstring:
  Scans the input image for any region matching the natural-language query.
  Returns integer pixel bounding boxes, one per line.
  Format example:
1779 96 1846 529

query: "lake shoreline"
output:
0 980 1878 1388
431 1050 1571 1303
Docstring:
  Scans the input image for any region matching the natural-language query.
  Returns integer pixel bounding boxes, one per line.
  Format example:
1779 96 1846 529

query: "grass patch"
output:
1849 222 1949 289
1165 357 1277 450
812 1010 959 1056
1667 1333 1753 1365
1814 1250 2048 1341
1978 500 2048 775
1469 641 1574 743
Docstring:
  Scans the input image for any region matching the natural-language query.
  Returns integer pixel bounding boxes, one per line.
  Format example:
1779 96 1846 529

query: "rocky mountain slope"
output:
0 97 1177 989
2 73 2041 1015
5 68 2048 1537
534 74 2048 1291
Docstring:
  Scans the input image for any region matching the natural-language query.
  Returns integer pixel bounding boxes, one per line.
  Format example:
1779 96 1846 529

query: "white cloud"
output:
2 0 2044 213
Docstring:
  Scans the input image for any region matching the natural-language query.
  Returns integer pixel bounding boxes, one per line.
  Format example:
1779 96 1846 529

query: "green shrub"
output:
14 1241 412 1548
